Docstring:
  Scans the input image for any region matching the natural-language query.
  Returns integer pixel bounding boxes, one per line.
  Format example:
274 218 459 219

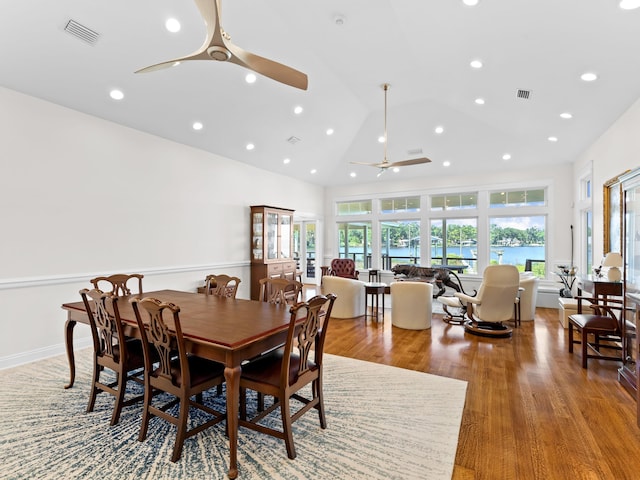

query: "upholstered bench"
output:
558 297 578 328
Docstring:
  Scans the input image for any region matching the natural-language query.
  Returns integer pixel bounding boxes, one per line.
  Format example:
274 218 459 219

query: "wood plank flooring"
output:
311 287 640 479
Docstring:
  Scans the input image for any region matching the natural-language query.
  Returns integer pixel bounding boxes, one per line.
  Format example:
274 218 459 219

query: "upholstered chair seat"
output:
390 281 433 330
321 276 365 318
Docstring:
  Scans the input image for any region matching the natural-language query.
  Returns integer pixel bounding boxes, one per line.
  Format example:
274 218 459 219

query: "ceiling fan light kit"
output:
351 83 431 175
135 0 308 90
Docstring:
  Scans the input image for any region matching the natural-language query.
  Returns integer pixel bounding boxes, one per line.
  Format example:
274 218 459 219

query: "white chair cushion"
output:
321 276 366 319
391 281 433 330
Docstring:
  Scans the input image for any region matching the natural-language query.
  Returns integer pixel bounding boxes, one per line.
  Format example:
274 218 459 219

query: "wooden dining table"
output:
61 289 293 479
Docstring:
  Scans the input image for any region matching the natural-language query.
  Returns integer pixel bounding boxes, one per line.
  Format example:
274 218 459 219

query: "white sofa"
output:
391 281 433 330
322 276 366 319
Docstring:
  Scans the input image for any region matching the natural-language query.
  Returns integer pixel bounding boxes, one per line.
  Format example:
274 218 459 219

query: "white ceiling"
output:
2 1 640 187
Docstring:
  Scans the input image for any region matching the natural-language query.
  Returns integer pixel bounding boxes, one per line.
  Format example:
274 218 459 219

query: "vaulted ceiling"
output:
2 1 640 186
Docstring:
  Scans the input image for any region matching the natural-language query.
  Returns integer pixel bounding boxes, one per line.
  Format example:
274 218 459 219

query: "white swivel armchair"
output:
456 264 520 338
518 273 539 322
390 281 433 330
321 276 366 319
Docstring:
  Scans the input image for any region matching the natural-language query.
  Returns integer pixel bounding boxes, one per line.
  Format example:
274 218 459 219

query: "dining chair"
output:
239 293 337 459
568 297 626 369
204 274 241 298
258 277 303 305
79 288 147 426
130 297 226 462
90 273 144 296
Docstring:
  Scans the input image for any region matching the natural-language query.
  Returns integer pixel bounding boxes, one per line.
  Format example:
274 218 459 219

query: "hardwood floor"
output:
310 287 640 479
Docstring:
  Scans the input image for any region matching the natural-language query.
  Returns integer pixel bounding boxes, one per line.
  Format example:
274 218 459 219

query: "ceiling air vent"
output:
64 19 100 45
287 136 301 145
407 148 423 155
517 89 531 99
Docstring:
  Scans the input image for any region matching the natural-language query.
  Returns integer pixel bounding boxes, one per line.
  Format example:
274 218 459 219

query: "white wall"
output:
573 96 640 262
0 86 324 367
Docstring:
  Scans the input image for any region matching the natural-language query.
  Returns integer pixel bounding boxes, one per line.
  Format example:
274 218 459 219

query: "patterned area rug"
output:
0 349 467 480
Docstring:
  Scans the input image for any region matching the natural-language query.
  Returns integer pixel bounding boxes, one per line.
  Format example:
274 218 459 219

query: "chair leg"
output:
86 360 100 413
171 400 190 462
240 387 247 421
138 384 152 442
280 396 296 460
315 378 327 429
110 371 126 426
582 330 589 369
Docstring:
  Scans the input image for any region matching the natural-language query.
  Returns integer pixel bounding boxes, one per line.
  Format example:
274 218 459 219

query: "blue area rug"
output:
0 349 467 479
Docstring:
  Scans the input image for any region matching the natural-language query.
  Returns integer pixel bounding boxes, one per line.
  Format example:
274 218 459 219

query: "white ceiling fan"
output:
135 0 308 90
351 83 431 176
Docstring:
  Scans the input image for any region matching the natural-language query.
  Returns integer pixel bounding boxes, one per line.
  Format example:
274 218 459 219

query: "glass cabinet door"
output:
280 214 291 259
267 212 278 260
252 212 263 261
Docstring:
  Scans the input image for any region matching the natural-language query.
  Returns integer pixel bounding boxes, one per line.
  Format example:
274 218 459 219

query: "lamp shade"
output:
602 252 623 268
602 252 623 281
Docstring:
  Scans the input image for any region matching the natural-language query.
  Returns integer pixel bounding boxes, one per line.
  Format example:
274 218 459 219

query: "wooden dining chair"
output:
239 293 336 459
130 297 226 462
90 273 144 296
258 277 303 305
204 274 241 298
79 288 147 426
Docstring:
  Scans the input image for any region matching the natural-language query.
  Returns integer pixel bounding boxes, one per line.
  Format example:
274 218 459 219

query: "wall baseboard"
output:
0 337 92 370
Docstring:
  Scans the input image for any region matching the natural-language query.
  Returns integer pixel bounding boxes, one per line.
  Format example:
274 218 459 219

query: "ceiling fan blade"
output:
134 51 209 74
227 43 308 90
388 157 432 167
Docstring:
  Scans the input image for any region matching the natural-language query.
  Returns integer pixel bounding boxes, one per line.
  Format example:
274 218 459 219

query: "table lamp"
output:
602 252 623 281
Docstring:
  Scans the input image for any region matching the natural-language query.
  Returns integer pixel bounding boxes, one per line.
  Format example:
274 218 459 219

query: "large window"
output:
337 200 372 215
337 221 371 270
430 218 478 274
489 216 546 276
380 196 420 214
431 193 477 211
489 188 545 208
380 220 420 269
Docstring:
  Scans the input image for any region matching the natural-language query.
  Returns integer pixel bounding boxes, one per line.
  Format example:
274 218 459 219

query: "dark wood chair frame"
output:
258 277 303 305
239 293 336 460
131 297 226 462
79 288 146 426
90 273 144 296
204 274 241 298
568 297 627 369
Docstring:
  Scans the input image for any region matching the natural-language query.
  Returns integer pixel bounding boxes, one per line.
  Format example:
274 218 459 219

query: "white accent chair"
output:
321 276 366 318
390 281 433 330
518 273 540 322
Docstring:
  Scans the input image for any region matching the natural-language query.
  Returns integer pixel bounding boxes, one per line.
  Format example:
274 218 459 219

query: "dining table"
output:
61 289 293 479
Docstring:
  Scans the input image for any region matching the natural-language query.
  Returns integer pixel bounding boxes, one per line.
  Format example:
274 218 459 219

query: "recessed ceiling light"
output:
392 167 400 173
502 153 511 160
350 172 356 178
620 0 640 10
246 143 255 150
434 126 444 134
470 59 483 69
378 135 385 143
326 128 334 136
283 158 291 164
560 112 573 119
548 136 558 142
109 89 124 100
245 73 257 84
475 98 485 105
165 18 181 33
462 0 479 6
310 169 317 174
293 106 303 115
580 72 598 82
192 121 203 131
443 161 451 167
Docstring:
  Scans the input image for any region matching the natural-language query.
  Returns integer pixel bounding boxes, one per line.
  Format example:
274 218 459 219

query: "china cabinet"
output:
250 205 295 300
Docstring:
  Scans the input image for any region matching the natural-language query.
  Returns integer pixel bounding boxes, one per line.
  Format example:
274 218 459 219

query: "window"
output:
431 193 477 211
489 189 545 208
430 218 478 274
380 220 420 269
337 221 372 270
380 196 420 214
337 200 372 216
489 216 546 276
